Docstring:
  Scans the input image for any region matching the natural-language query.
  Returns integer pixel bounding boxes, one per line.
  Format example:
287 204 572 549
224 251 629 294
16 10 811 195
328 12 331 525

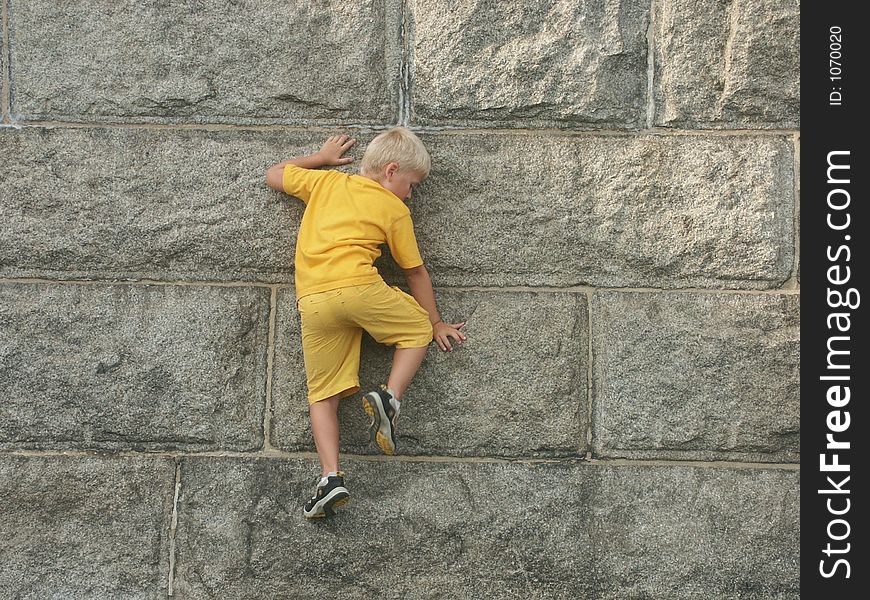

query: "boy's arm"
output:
265 134 357 192
403 264 467 352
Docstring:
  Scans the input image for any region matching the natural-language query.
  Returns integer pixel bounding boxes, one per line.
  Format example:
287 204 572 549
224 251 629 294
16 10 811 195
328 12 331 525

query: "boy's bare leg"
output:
387 346 428 399
309 394 341 476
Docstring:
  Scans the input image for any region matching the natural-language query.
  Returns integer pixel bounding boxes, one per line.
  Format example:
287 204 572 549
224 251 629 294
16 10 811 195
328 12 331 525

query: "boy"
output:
265 128 466 519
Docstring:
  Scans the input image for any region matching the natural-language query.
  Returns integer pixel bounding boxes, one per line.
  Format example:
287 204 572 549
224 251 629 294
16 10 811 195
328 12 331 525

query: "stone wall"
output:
0 1 799 598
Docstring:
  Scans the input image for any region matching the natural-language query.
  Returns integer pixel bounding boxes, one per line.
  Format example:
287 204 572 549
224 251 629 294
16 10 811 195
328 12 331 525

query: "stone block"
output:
171 456 799 599
0 454 175 599
411 0 649 129
271 288 588 457
1 25 7 122
408 133 795 289
1 128 796 288
591 292 800 461
654 0 800 129
268 287 309 447
591 464 799 599
8 0 401 124
0 282 270 451
0 126 374 282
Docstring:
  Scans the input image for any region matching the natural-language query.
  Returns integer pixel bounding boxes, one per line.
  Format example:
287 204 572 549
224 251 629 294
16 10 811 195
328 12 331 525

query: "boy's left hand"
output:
316 134 357 166
434 321 467 352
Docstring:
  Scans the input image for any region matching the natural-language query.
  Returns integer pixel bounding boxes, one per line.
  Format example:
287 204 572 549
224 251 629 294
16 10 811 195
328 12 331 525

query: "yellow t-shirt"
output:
283 164 424 299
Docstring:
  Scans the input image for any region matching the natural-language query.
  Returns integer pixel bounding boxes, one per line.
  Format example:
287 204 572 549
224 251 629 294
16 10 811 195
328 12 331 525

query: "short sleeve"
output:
387 213 424 269
282 164 338 204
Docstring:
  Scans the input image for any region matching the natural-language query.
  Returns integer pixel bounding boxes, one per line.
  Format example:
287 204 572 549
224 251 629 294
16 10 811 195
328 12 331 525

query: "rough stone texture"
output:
592 292 800 462
793 136 800 284
1 23 7 122
654 0 800 129
0 127 374 282
268 286 309 447
271 288 588 457
411 0 649 129
0 454 175 599
0 128 795 289
172 457 799 599
406 133 794 289
0 282 270 451
0 0 801 595
7 0 401 124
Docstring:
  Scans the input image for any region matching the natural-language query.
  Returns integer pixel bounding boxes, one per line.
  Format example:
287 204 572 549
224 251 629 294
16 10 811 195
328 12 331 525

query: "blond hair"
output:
360 127 431 179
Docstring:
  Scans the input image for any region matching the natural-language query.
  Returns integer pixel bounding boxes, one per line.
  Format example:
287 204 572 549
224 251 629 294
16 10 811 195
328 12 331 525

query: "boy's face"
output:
381 163 423 202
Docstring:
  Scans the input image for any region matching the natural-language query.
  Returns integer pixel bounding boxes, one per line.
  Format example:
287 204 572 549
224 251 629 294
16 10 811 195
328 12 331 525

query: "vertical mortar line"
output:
398 0 412 126
167 459 182 597
645 0 656 129
1 0 10 123
792 133 800 289
584 290 595 460
262 285 279 450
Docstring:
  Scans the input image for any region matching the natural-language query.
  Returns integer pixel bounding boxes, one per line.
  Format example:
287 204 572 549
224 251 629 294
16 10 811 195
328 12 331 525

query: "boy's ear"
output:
385 162 400 179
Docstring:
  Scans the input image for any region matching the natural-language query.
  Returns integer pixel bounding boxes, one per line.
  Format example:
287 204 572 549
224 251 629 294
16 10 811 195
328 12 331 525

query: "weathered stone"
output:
0 128 796 288
0 1 803 597
271 289 588 457
1 26 7 122
592 465 799 599
411 0 649 129
268 286 309 448
405 133 795 289
592 292 800 462
172 457 799 599
0 282 270 451
8 0 401 124
0 126 374 282
654 0 800 129
0 454 175 599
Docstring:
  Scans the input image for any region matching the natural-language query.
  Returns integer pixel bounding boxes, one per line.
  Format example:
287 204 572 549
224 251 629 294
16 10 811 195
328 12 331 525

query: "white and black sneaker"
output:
303 471 350 519
362 386 400 455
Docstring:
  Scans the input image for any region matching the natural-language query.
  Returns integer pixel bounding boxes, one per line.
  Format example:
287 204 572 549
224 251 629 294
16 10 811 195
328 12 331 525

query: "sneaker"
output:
303 472 350 519
362 386 400 455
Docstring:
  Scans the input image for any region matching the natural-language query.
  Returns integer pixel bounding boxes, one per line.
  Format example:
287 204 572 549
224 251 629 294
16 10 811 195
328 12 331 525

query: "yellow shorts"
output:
297 280 433 404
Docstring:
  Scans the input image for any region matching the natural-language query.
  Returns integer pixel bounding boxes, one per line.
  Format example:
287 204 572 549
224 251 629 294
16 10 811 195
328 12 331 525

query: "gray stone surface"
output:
408 133 794 289
172 457 799 599
8 0 401 124
0 282 270 451
0 0 802 596
0 128 796 288
1 23 7 122
269 286 309 447
654 0 800 129
592 292 800 462
0 454 175 599
411 0 649 129
0 126 373 282
271 289 588 457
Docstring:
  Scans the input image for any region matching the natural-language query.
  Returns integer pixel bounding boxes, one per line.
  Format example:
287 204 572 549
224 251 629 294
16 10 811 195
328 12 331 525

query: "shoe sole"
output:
304 487 351 519
362 394 396 456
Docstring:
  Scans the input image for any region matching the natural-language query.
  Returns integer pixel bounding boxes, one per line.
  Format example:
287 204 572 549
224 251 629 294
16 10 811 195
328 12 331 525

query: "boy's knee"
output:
308 392 340 407
308 384 359 406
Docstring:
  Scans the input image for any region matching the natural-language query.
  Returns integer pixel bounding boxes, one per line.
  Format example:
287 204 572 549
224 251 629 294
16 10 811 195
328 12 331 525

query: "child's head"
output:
360 128 431 201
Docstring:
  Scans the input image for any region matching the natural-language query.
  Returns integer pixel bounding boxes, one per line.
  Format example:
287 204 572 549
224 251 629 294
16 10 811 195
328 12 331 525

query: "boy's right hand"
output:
434 321 467 352
316 134 357 166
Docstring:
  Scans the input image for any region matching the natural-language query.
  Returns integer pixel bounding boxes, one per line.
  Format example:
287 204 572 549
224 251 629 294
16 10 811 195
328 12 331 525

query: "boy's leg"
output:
363 341 430 457
297 287 364 518
362 346 426 455
351 282 433 400
309 393 342 476
298 287 363 476
304 396 351 519
387 346 428 399
347 281 433 454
